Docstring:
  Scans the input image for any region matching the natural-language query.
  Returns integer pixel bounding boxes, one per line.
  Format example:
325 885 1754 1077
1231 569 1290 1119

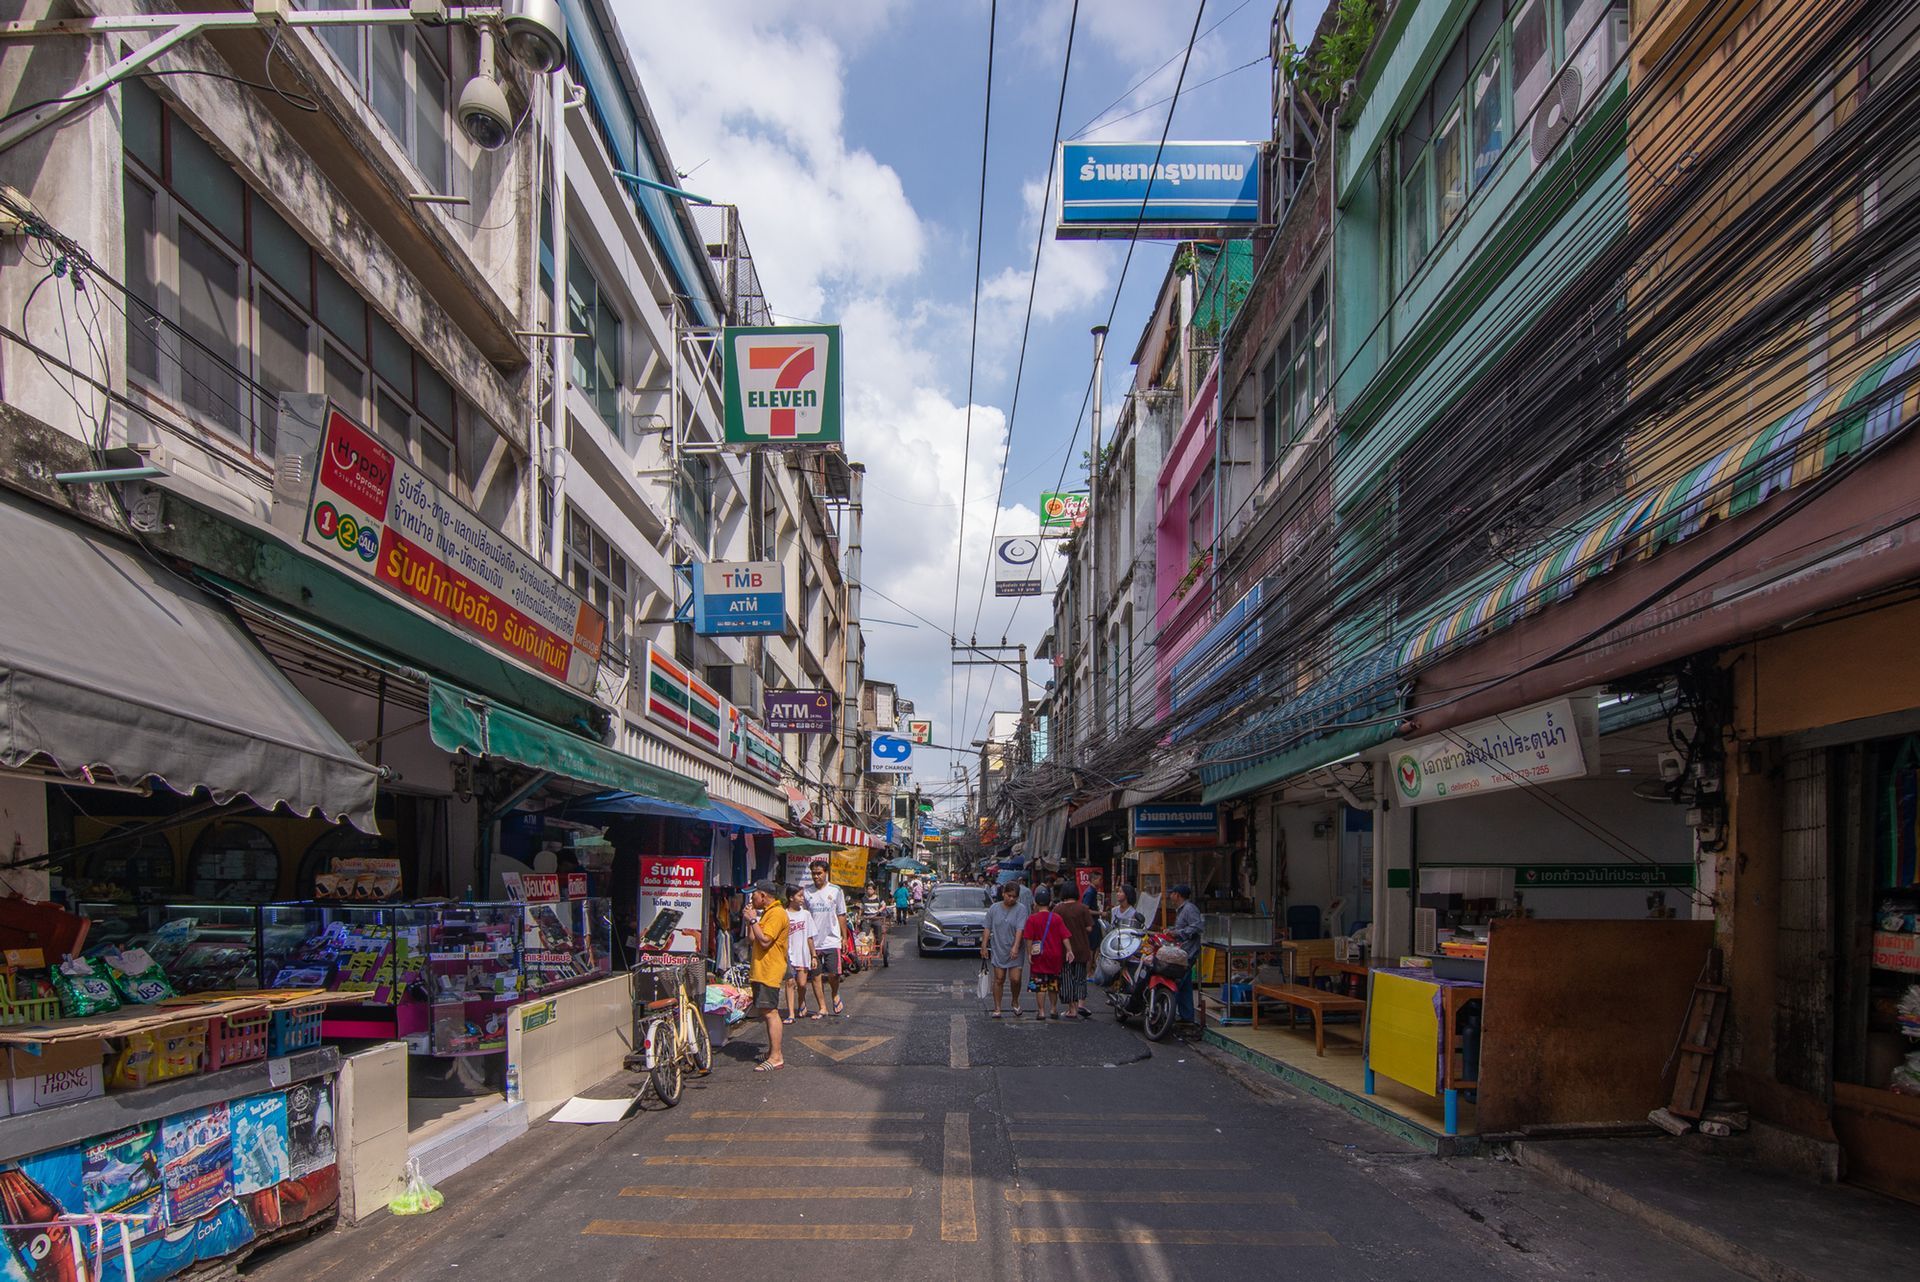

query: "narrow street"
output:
257 946 1741 1282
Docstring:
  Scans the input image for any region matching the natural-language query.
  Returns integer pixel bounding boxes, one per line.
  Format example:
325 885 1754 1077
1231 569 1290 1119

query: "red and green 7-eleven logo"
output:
723 325 842 446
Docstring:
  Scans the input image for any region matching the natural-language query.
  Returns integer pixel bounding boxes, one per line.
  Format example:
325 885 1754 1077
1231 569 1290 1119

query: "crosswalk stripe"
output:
692 1110 925 1120
585 1221 913 1241
663 1132 926 1143
621 1186 913 1200
1010 1227 1336 1246
1016 1133 1205 1144
1017 1158 1251 1170
941 1111 977 1243
1010 1113 1206 1122
643 1155 915 1167
1004 1189 1297 1206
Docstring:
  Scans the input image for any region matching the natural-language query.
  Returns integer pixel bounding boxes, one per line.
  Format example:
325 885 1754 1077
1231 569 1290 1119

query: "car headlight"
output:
923 918 948 934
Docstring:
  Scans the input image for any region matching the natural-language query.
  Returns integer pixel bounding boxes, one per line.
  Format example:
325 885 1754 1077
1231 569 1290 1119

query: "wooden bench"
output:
1251 983 1366 1056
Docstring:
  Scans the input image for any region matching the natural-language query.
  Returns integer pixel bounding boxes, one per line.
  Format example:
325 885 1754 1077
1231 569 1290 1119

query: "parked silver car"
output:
918 885 992 957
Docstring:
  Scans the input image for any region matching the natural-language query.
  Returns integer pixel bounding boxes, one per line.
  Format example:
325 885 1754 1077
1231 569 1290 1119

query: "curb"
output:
1514 1141 1815 1282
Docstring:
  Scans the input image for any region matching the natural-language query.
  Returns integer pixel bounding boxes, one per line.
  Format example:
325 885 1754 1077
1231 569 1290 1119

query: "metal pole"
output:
545 71 570 578
1088 325 1106 752
841 463 865 814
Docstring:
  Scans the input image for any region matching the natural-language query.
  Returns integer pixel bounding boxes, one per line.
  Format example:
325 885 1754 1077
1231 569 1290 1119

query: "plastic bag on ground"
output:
388 1157 444 1215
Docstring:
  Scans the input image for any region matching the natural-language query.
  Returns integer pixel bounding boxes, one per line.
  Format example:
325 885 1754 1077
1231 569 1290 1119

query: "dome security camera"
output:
458 71 513 149
503 0 567 74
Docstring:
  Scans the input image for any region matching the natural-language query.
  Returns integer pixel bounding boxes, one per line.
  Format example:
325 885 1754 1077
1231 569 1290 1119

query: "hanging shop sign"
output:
765 688 835 734
1057 140 1262 240
637 855 708 955
1392 697 1600 808
691 561 786 635
829 848 867 889
734 712 784 784
907 719 933 745
993 535 1043 597
1039 491 1089 532
643 643 725 754
304 409 605 691
1075 867 1107 899
1516 864 1695 888
1130 803 1221 849
869 733 914 776
722 325 843 446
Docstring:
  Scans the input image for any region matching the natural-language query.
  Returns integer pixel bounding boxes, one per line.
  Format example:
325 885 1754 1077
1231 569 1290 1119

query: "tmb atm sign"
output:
723 325 842 447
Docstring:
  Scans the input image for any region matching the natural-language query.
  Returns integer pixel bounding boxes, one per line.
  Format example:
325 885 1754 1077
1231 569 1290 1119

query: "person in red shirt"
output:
1019 885 1074 1021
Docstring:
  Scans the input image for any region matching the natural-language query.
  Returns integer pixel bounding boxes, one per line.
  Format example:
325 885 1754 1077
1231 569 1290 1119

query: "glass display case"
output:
263 903 431 1002
1203 914 1276 946
424 903 520 1056
519 896 612 995
76 902 266 992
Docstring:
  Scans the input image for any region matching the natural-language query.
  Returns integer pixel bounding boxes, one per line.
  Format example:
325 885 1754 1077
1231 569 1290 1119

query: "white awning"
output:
0 492 378 828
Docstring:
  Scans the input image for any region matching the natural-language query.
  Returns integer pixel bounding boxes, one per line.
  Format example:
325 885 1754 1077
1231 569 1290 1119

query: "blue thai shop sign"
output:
1131 803 1221 849
1058 141 1262 239
692 561 785 635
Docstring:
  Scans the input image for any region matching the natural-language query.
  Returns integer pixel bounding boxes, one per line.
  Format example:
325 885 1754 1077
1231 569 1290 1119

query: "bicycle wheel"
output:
687 1003 713 1075
1143 987 1176 1042
650 1020 684 1105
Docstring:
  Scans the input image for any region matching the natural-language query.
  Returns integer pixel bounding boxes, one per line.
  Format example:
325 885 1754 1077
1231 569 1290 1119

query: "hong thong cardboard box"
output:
6 1039 108 1114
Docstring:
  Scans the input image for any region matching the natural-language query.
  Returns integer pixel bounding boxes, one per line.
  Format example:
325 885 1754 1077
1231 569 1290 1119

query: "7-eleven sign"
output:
723 325 843 447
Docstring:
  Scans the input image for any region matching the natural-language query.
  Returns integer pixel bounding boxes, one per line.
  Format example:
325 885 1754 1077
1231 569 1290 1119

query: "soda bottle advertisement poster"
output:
229 1095 290 1197
285 1080 336 1179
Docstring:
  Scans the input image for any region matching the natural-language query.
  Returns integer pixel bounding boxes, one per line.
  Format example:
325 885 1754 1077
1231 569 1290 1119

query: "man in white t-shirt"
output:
803 860 853 1017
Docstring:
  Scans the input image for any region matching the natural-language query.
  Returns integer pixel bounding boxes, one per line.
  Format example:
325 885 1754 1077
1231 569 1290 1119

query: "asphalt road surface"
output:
254 937 1744 1282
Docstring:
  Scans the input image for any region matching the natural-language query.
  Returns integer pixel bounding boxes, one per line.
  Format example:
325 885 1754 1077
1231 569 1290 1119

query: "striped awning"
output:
819 823 885 849
1399 335 1920 671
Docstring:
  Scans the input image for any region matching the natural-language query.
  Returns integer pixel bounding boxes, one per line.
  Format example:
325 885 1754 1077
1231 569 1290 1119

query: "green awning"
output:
1201 722 1394 804
428 681 706 807
775 836 837 856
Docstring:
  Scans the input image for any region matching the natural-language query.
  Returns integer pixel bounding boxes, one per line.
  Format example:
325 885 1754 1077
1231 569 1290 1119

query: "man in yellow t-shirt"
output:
746 880 790 1071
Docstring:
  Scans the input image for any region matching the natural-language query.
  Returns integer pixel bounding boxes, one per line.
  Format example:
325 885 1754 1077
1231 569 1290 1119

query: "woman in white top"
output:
783 886 817 1023
1109 883 1147 931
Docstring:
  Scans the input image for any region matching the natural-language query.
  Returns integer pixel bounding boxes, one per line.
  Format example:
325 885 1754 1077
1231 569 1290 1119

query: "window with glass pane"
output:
1310 276 1330 403
1187 465 1214 553
1261 348 1284 469
1471 43 1506 187
1434 102 1466 235
370 15 409 144
324 343 367 421
123 179 161 382
1512 0 1550 124
564 505 630 657
1290 311 1312 431
567 244 622 426
412 31 450 192
1401 156 1430 277
255 288 311 457
169 118 244 246
177 222 246 438
679 455 712 545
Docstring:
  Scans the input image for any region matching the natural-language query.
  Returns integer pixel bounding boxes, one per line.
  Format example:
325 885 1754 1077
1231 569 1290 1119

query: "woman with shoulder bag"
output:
1018 886 1072 1021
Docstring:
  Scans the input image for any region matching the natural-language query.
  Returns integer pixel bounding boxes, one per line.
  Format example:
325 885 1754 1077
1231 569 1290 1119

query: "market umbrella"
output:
775 836 837 857
884 857 931 873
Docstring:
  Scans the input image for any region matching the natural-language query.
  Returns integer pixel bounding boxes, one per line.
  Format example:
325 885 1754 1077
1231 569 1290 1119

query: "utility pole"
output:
841 462 865 818
1087 325 1106 750
949 640 1032 766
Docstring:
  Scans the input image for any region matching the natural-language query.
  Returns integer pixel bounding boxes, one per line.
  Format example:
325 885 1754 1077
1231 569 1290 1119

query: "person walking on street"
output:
1020 886 1072 1021
1015 876 1034 911
1054 887 1096 1019
804 861 852 1017
783 886 816 1023
893 879 910 923
1167 883 1206 1028
910 879 925 911
981 881 1030 1019
744 880 789 1071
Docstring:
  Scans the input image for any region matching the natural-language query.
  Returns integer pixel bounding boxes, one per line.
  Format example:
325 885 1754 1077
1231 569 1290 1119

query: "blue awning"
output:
1197 642 1404 800
550 790 771 833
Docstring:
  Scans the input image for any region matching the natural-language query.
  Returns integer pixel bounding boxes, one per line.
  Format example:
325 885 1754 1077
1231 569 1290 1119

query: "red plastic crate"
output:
269 1008 323 1055
206 1011 270 1070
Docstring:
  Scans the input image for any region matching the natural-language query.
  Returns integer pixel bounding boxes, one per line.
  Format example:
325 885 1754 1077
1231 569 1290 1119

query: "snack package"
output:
53 957 123 1018
103 948 177 1005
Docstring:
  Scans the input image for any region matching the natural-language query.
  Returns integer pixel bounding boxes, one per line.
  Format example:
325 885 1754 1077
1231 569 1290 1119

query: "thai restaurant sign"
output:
303 409 604 692
1392 697 1600 807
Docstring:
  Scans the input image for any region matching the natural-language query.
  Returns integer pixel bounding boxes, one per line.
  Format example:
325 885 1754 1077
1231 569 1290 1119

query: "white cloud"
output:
627 6 1041 749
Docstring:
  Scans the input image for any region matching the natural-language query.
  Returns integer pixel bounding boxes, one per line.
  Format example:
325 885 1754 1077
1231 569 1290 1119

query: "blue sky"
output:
629 0 1324 809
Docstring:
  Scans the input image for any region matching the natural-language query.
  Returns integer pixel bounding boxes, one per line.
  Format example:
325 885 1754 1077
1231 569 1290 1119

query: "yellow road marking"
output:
1018 1158 1251 1170
1017 1133 1205 1144
693 1110 924 1120
1004 1189 1297 1206
585 1221 913 1241
663 1132 925 1143
795 1035 894 1062
1011 1227 1335 1246
643 1155 915 1167
621 1186 913 1200
1011 1112 1206 1122
941 1111 977 1243
950 1012 969 1068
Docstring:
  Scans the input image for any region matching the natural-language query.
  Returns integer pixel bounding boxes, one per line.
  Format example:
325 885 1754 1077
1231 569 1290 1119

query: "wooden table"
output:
1308 958 1370 998
1250 982 1367 1055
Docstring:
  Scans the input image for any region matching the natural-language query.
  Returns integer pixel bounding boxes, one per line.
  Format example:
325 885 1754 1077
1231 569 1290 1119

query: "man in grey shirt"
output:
1167 883 1205 1025
980 881 1031 1019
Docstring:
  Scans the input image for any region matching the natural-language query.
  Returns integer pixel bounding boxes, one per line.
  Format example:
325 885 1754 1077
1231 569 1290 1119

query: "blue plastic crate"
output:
268 1008 323 1055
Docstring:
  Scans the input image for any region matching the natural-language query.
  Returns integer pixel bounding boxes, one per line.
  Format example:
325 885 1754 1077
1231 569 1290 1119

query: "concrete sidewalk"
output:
1517 1136 1920 1282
